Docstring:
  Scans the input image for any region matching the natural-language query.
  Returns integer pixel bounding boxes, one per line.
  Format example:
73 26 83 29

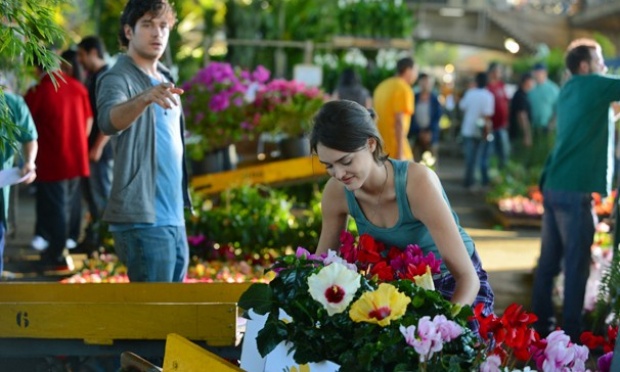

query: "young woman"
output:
310 100 494 314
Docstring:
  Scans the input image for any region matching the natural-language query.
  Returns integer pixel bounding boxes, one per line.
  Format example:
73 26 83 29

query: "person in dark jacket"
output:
409 73 443 163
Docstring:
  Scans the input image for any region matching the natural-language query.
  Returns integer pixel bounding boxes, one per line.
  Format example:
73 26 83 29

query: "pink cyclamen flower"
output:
432 314 463 342
409 316 444 362
399 324 417 346
542 330 578 372
479 354 502 372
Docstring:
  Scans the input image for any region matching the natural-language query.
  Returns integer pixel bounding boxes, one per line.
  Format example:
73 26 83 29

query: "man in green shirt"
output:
532 39 620 343
528 63 560 165
1 89 38 277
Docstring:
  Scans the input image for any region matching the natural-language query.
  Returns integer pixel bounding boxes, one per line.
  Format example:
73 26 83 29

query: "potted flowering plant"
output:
240 231 605 371
252 79 326 158
182 62 270 163
239 231 480 371
254 79 326 137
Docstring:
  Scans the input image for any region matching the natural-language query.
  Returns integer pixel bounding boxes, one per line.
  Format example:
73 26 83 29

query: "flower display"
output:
239 232 604 371
253 79 326 137
182 62 270 159
239 232 480 371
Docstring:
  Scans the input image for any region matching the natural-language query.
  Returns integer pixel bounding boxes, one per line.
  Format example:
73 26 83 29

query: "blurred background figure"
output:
373 57 417 161
0 75 38 277
509 72 535 166
24 54 92 272
76 35 112 255
528 62 560 166
409 72 442 165
332 67 372 108
485 62 510 169
459 72 494 192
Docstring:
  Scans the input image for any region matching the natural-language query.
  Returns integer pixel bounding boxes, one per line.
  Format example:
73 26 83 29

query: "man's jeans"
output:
462 136 489 187
482 128 509 169
113 226 189 282
532 190 595 342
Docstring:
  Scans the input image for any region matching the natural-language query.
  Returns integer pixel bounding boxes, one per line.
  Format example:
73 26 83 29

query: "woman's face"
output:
316 140 376 190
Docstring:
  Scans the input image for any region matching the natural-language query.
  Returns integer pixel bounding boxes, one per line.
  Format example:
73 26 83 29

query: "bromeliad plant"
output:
239 231 480 371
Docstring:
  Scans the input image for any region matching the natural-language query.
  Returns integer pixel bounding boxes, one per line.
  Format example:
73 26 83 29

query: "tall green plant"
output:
1 0 66 154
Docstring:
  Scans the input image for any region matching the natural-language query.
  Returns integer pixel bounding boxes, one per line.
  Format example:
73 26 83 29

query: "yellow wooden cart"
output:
191 156 327 196
0 282 251 360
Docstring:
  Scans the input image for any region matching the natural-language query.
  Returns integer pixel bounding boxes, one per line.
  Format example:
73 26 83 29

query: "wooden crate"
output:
0 282 251 348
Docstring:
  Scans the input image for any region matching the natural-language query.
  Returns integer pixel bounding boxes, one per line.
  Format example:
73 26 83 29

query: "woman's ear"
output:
368 138 377 153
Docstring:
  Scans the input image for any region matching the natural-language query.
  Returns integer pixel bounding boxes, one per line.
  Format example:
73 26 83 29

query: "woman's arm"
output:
316 178 350 255
407 163 480 305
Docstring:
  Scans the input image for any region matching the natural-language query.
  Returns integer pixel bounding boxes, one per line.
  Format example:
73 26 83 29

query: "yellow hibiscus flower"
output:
349 283 411 326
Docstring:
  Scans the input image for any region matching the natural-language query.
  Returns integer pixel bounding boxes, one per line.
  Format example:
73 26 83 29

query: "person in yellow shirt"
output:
373 57 417 160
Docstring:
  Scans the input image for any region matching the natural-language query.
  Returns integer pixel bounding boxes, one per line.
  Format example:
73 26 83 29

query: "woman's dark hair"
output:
60 49 84 81
118 0 176 48
310 100 387 163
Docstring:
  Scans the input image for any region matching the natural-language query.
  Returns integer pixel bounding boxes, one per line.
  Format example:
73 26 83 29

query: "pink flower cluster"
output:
531 330 590 372
183 62 270 113
182 62 271 154
253 78 326 136
399 315 463 363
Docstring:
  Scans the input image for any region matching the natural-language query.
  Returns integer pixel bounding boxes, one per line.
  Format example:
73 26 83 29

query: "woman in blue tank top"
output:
310 100 494 316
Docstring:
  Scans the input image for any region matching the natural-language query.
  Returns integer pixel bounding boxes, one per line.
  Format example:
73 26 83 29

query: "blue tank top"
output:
345 159 475 273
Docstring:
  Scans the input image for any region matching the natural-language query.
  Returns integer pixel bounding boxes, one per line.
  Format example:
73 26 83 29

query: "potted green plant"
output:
182 62 270 173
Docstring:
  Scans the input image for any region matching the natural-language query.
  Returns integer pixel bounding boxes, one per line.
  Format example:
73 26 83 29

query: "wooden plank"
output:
191 156 327 195
163 334 243 371
0 282 252 303
0 303 237 346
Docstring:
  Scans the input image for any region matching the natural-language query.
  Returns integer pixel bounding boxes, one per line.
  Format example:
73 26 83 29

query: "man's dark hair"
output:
417 72 429 81
396 57 414 75
565 44 595 75
475 72 488 88
118 0 176 48
78 36 106 59
520 72 533 85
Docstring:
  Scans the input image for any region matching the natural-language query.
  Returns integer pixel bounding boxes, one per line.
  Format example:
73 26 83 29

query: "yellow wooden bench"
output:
0 282 251 359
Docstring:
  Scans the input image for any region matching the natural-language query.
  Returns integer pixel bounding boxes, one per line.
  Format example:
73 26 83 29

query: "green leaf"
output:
238 283 273 315
256 316 287 357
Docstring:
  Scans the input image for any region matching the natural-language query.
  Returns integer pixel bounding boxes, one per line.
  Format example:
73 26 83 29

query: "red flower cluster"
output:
338 231 442 282
473 303 540 363
581 325 618 354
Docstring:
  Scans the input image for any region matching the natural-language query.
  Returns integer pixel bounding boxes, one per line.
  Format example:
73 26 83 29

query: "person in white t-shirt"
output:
459 72 495 191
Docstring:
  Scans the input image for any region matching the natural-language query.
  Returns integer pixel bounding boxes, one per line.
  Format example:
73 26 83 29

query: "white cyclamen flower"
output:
308 262 361 316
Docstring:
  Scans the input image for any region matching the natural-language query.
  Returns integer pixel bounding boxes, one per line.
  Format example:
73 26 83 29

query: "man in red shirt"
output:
25 58 92 272
483 62 510 170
